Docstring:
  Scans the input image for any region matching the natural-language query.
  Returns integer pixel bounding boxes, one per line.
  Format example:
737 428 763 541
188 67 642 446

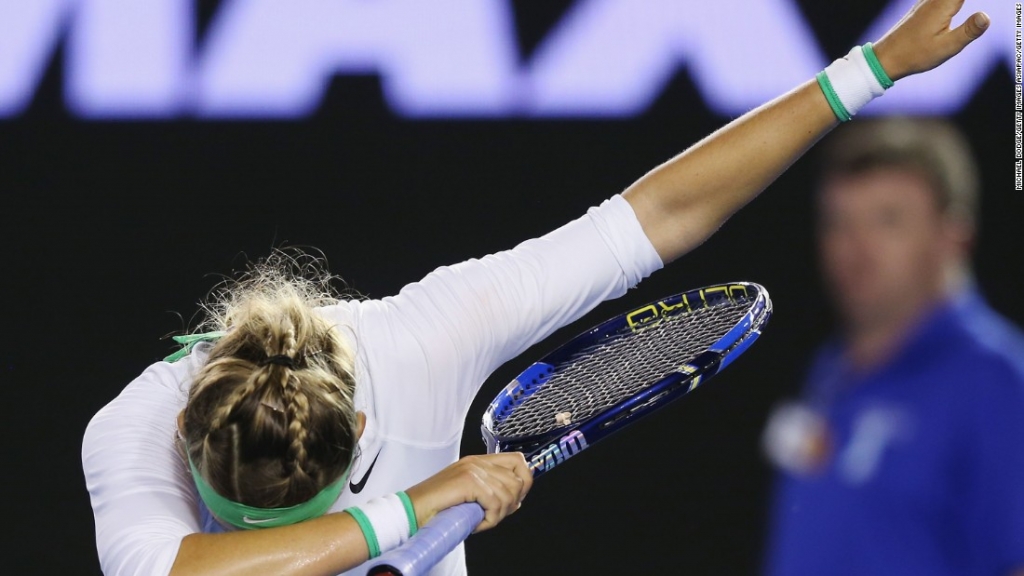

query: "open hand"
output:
872 0 990 81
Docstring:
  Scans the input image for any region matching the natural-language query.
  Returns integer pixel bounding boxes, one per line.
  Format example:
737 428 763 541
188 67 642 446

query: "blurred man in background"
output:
762 117 1024 576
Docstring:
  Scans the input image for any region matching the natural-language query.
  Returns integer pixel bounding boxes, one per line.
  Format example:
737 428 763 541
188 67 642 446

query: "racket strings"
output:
493 300 750 439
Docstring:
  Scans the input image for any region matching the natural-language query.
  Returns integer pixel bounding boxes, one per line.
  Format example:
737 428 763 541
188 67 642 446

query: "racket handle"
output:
365 502 484 576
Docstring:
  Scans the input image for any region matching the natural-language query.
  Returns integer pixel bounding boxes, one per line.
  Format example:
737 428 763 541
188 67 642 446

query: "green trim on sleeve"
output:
346 506 381 558
396 491 419 537
815 71 851 122
861 42 895 89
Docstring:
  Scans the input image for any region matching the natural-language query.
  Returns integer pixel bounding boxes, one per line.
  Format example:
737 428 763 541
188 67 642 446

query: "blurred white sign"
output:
0 0 1011 119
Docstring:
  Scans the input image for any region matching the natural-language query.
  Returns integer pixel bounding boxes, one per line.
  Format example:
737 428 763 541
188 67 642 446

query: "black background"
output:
3 1 1019 574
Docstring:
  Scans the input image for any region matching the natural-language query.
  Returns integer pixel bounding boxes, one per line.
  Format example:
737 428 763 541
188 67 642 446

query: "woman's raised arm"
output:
623 0 989 263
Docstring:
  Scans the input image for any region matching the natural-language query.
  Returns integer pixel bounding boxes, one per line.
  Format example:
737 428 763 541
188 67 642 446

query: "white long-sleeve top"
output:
82 195 663 576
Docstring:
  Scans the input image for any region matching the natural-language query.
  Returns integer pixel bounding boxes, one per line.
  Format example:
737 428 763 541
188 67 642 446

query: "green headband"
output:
165 331 228 363
174 331 352 529
188 454 351 530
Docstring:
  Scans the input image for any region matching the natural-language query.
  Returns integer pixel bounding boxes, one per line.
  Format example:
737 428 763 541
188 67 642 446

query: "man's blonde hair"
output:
819 116 980 227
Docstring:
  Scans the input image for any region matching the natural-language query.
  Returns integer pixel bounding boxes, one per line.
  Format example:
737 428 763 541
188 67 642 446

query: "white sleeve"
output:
82 360 200 576
344 195 663 442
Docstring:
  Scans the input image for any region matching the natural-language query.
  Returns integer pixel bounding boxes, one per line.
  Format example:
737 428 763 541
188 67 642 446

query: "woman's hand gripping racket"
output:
366 282 772 576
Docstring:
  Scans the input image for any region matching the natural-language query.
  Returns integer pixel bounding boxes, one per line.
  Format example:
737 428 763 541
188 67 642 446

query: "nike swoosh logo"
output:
242 516 278 525
349 449 381 494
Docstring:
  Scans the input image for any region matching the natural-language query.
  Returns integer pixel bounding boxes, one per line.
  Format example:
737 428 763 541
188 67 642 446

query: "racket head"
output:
481 282 771 461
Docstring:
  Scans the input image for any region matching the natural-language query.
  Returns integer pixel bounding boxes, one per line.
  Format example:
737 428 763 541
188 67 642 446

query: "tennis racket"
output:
365 281 772 576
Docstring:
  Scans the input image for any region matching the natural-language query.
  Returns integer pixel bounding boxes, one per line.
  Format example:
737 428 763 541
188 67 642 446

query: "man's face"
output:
817 167 957 333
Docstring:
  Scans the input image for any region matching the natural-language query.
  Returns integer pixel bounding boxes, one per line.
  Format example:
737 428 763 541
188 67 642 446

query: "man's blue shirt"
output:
765 289 1024 576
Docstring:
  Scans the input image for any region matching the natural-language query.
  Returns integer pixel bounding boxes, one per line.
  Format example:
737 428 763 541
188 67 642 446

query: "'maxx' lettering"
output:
0 0 1009 119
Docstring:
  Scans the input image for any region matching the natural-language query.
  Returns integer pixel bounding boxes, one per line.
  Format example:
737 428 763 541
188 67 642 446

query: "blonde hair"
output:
819 116 980 227
181 249 359 508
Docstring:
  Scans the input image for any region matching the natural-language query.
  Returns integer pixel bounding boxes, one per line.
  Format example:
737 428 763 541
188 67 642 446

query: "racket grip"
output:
365 502 484 576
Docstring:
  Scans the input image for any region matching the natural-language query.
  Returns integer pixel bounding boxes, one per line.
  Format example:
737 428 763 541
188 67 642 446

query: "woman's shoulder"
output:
85 352 197 444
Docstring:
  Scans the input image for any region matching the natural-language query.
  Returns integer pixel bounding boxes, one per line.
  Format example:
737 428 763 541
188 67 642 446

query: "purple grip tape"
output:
365 503 485 576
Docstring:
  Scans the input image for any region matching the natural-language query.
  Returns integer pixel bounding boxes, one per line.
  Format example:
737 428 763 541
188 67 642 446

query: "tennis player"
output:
761 117 1024 576
82 1 991 574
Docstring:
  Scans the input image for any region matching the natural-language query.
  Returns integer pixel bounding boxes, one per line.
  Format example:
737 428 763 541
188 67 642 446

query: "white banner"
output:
0 0 1012 119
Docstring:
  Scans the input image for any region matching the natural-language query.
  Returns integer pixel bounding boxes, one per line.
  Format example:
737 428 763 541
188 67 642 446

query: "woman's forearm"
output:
623 77 837 264
169 512 368 576
167 451 532 576
622 1 990 264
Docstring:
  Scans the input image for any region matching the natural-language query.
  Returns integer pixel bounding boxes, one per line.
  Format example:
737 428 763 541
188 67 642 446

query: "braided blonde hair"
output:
181 249 359 508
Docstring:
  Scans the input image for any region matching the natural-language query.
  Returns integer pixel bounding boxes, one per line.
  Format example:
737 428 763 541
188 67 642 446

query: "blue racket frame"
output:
483 282 770 477
367 282 771 575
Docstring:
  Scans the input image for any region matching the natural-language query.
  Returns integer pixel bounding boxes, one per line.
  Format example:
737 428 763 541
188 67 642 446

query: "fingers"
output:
509 453 534 504
939 11 989 63
462 453 535 533
406 452 537 533
469 466 517 532
957 11 990 42
873 0 990 80
487 452 534 504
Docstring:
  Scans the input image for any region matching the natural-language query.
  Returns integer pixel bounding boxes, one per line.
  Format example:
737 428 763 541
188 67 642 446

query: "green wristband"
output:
346 506 381 558
861 42 895 89
815 71 851 122
396 491 419 537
